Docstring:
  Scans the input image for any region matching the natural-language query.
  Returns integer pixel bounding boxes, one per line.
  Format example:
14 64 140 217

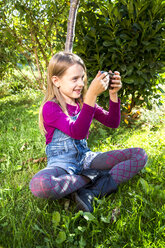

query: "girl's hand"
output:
88 71 109 96
109 71 122 94
84 71 109 107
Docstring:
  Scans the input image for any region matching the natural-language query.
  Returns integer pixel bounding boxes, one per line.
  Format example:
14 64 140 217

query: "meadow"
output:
0 89 164 248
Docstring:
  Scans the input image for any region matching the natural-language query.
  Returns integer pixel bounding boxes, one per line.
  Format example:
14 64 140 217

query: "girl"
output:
30 51 148 212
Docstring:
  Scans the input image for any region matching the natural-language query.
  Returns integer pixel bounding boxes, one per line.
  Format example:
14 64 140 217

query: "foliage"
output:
75 0 165 109
1 0 165 108
0 90 165 247
0 0 69 87
0 67 38 97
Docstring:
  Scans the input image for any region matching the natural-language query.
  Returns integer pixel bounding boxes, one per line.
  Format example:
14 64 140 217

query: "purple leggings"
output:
30 148 147 199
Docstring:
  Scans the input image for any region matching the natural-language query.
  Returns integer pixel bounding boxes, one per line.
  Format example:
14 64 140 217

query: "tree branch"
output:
65 0 80 52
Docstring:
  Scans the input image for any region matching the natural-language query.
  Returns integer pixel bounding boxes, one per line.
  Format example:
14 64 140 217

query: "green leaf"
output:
83 212 95 221
158 86 165 94
101 215 110 223
126 66 134 76
120 33 131 40
79 236 86 248
52 211 61 227
133 23 142 31
116 38 121 46
139 178 150 194
131 40 138 47
33 224 45 234
120 64 127 72
103 41 113 47
77 226 86 232
123 77 135 84
111 53 116 63
56 231 66 244
157 225 165 234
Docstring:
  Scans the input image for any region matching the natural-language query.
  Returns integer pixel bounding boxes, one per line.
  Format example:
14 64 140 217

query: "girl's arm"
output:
43 101 96 140
94 99 121 128
109 71 122 103
91 71 122 128
84 71 109 107
84 71 122 106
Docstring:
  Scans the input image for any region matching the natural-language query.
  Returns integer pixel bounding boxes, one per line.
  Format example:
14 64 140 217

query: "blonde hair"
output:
39 51 88 134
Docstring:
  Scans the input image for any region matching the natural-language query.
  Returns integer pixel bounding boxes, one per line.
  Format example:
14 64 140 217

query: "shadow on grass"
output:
0 90 42 111
0 98 33 108
0 98 34 120
0 94 41 127
88 119 141 149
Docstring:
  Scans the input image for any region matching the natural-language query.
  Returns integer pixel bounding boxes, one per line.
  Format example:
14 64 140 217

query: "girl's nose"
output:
78 79 84 87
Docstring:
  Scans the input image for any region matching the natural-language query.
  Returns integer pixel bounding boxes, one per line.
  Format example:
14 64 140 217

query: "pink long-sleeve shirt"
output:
43 99 121 145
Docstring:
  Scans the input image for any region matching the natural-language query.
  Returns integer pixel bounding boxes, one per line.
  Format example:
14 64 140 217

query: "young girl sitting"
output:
30 51 148 212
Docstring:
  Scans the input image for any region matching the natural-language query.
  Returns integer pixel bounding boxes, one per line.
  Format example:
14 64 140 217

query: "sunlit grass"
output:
0 89 165 248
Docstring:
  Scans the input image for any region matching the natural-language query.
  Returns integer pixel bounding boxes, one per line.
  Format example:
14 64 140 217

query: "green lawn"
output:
0 89 165 248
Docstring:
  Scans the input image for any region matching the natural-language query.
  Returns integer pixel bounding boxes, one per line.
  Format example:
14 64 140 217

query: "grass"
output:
0 89 165 248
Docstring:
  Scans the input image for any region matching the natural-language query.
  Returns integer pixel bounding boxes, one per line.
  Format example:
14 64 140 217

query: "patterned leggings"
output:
30 148 148 199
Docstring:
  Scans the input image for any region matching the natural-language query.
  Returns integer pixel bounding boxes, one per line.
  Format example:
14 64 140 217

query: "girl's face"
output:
54 63 85 105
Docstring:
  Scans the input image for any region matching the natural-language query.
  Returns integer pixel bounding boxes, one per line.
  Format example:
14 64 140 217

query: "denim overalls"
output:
45 114 100 175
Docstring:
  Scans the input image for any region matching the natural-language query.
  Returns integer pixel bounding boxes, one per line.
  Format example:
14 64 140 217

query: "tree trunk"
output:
30 30 44 89
65 0 80 52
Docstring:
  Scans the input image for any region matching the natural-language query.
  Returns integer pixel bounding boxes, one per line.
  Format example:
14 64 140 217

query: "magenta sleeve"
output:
43 102 96 140
94 99 121 128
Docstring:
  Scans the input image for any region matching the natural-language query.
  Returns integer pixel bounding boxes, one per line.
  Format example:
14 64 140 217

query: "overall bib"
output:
45 113 100 174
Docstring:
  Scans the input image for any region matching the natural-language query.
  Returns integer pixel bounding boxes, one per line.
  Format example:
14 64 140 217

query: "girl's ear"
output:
52 76 60 88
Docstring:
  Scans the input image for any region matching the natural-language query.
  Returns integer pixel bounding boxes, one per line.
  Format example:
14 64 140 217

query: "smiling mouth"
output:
74 89 82 94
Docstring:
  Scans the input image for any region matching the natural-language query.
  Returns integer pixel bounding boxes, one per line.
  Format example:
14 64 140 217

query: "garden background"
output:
0 0 165 247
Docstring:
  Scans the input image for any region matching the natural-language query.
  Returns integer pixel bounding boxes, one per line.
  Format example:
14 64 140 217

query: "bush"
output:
75 0 165 110
0 67 38 97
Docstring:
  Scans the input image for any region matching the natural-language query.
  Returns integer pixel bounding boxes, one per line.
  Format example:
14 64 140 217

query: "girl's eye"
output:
73 77 78 81
72 75 84 82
